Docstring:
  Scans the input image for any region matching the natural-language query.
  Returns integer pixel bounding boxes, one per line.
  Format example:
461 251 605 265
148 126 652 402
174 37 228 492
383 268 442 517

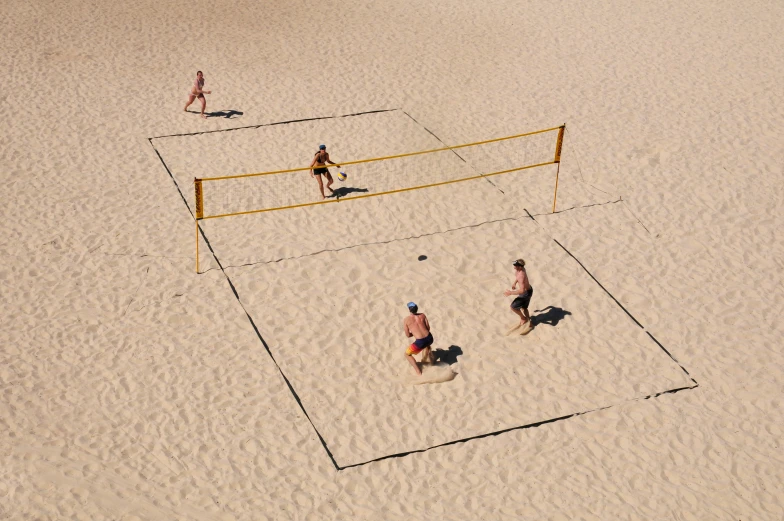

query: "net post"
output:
195 178 204 220
554 124 565 163
195 219 200 274
195 178 204 273
552 125 565 213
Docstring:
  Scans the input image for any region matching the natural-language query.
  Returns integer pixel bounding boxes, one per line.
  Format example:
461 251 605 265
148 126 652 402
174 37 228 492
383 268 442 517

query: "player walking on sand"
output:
184 71 211 119
309 144 340 199
403 302 435 376
504 258 534 332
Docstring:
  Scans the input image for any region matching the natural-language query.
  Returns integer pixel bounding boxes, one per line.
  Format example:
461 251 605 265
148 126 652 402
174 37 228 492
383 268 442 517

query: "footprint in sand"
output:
505 322 534 336
402 362 458 385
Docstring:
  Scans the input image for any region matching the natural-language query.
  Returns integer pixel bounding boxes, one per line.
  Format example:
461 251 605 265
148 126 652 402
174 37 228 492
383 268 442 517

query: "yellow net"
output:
195 125 564 221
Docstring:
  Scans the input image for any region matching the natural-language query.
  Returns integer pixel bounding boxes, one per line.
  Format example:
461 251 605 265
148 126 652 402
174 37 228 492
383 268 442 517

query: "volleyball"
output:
337 169 347 181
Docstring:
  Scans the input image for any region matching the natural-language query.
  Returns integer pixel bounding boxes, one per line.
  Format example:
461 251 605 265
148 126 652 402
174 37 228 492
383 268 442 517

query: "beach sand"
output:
1 0 783 519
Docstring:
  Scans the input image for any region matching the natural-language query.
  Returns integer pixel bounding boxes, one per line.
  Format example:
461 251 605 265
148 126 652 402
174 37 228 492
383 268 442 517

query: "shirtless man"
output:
309 144 340 199
504 258 534 329
184 71 211 119
403 302 434 375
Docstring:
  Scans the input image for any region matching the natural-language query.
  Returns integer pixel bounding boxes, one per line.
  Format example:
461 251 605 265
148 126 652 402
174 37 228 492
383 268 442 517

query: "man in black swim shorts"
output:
504 258 534 329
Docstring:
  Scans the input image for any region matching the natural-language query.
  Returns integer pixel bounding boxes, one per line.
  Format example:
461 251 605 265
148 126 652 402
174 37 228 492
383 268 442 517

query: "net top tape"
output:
197 125 563 182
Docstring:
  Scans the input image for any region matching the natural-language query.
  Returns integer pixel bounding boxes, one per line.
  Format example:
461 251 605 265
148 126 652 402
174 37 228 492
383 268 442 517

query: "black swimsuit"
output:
313 152 328 175
511 287 533 309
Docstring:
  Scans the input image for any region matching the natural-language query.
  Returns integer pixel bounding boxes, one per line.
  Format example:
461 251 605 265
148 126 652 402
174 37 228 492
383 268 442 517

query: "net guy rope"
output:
194 124 565 273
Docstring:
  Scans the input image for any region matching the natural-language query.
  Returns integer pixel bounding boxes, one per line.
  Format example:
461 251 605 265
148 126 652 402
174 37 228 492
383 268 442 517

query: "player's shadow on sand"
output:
433 345 463 365
532 306 571 327
329 186 369 198
185 109 244 119
207 109 243 119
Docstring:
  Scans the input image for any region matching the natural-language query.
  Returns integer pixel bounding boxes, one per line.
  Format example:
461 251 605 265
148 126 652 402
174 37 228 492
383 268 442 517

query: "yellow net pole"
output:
195 178 204 219
194 178 204 273
552 125 565 213
195 219 200 274
554 125 565 163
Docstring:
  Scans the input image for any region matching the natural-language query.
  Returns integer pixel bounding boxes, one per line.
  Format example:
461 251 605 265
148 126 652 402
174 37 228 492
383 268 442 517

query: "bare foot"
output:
520 322 534 335
200 114 207 119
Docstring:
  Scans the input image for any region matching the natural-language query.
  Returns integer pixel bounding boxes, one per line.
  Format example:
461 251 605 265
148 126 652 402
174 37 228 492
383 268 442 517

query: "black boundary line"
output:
552 238 644 329
215 200 625 273
149 139 194 219
150 108 399 140
208 233 340 471
646 332 698 385
148 138 340 471
559 127 652 234
340 411 584 470
401 110 505 194
222 214 526 271
148 117 697 473
400 110 468 163
341 382 699 469
550 239 697 384
530 197 623 217
536 214 697 386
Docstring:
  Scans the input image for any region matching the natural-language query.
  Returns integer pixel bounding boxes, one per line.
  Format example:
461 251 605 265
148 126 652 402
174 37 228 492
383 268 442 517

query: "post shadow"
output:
531 306 571 327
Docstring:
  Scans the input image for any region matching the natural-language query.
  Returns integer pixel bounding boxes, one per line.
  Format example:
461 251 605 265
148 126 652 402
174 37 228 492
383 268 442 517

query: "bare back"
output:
404 313 430 339
516 268 531 293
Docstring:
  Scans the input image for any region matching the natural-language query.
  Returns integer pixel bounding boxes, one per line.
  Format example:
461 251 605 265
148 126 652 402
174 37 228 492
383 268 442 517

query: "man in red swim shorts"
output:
403 302 434 375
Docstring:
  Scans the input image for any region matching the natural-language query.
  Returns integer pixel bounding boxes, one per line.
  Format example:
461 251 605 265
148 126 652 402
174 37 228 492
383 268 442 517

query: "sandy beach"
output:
2 0 783 519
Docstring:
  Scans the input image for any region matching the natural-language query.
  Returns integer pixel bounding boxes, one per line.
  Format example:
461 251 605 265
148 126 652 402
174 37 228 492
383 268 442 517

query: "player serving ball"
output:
309 144 341 199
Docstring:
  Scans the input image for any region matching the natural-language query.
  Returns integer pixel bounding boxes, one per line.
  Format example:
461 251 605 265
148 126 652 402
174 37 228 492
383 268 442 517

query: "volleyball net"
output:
193 124 565 271
194 124 564 221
